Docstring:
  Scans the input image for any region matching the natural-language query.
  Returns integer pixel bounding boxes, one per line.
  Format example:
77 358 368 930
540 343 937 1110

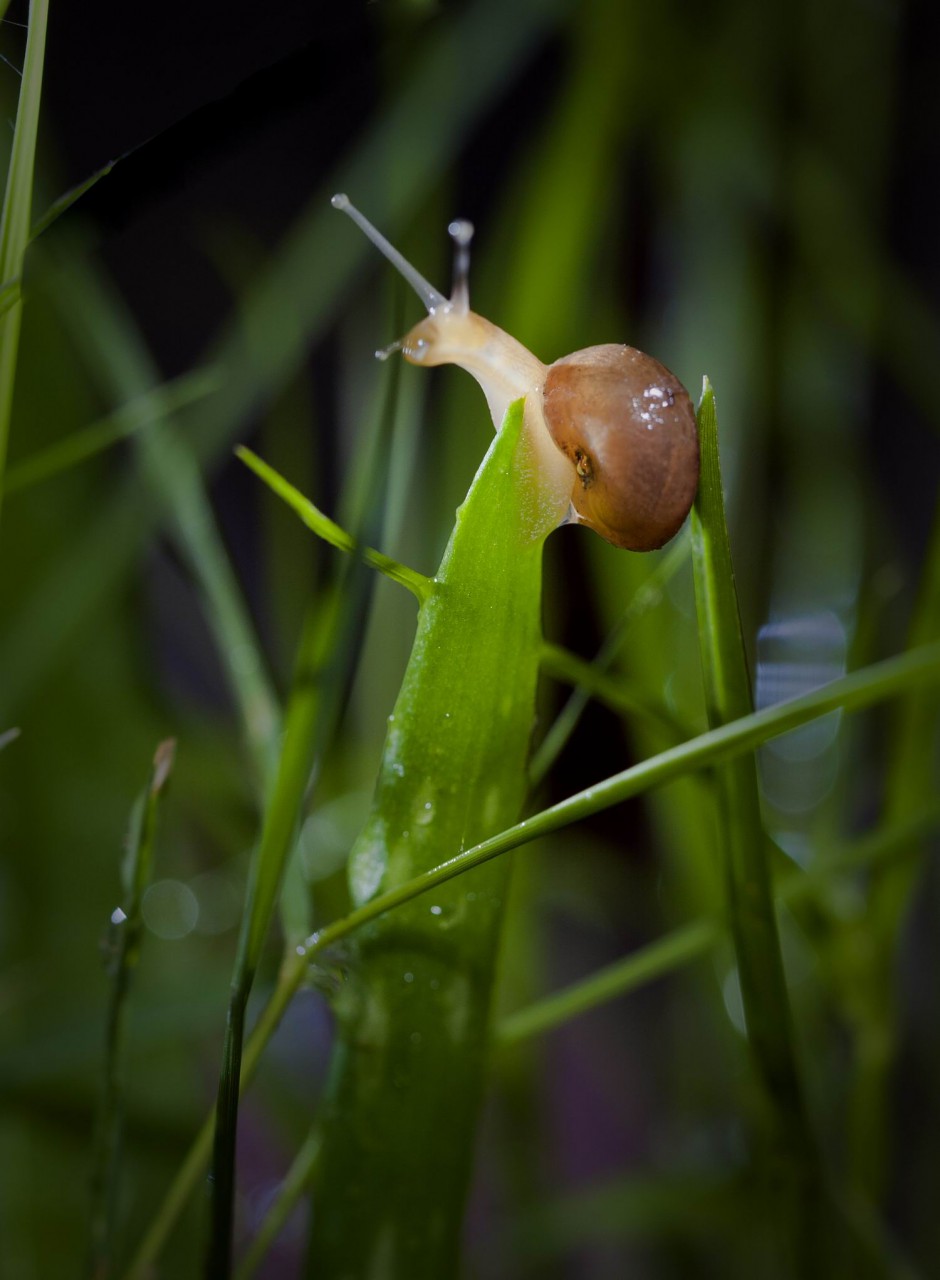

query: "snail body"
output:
333 194 699 551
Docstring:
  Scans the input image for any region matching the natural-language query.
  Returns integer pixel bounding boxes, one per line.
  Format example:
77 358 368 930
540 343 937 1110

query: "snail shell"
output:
542 344 699 551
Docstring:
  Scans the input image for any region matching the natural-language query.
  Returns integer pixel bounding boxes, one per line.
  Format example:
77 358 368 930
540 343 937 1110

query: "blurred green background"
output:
1 0 938 1275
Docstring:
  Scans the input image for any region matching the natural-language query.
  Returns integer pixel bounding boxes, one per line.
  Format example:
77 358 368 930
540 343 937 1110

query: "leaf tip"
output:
151 739 176 794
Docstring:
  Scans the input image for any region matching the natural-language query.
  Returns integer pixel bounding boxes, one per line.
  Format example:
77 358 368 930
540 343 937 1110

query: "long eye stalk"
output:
332 194 447 313
447 219 473 314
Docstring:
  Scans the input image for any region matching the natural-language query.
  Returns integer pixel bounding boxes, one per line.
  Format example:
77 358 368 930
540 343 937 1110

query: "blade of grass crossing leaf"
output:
90 740 175 1279
495 805 940 1047
233 1127 321 1280
127 641 940 1273
0 0 49 529
690 379 820 1262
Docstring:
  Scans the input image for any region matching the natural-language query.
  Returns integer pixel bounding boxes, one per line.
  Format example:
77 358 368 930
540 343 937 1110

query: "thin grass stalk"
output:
0 0 49 532
531 536 689 783
0 276 19 317
207 358 404 1276
690 380 822 1263
49 256 280 786
233 1128 321 1280
207 597 341 1279
539 641 695 742
89 740 175 1279
495 806 940 1047
848 493 940 1201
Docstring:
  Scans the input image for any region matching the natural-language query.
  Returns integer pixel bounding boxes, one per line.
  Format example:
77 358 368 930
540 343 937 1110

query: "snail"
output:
332 194 699 551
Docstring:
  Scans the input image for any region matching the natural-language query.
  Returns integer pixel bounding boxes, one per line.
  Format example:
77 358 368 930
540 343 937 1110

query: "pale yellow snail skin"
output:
333 194 699 550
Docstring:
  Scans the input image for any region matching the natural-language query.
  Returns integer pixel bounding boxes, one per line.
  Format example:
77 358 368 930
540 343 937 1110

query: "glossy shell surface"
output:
541 344 699 551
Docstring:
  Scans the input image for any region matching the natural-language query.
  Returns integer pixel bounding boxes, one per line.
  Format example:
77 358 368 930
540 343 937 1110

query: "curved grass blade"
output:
0 0 50 530
90 740 175 1279
236 446 431 602
0 725 20 750
2 367 221 497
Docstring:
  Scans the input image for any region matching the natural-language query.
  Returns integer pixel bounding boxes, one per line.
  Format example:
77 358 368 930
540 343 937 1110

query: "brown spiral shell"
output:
541 344 700 551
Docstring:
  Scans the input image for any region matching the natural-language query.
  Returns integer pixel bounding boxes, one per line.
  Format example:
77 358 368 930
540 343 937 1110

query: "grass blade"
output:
30 157 117 241
531 536 690 784
690 378 819 1259
2 367 221 496
0 0 50 529
0 724 20 750
207 599 340 1278
848 494 940 1199
90 740 175 1279
236 446 431 602
208 363 406 1277
233 1127 321 1280
0 275 19 318
539 641 695 741
497 919 719 1046
50 256 280 788
495 807 940 1047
